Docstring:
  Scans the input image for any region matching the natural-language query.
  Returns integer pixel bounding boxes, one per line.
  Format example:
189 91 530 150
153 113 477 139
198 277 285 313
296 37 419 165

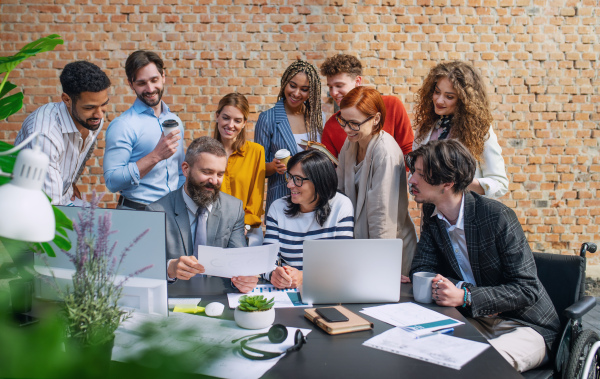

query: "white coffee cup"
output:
413 272 437 303
274 149 291 166
162 119 179 136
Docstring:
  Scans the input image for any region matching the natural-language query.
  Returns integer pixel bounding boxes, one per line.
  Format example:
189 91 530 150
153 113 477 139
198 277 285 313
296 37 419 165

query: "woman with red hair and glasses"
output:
337 87 417 280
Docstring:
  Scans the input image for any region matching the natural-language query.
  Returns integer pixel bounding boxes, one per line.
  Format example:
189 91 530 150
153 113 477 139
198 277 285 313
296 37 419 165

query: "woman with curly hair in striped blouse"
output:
254 60 323 215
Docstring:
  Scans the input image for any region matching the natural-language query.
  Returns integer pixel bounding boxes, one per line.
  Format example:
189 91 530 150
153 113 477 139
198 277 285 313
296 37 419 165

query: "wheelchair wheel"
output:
566 329 600 379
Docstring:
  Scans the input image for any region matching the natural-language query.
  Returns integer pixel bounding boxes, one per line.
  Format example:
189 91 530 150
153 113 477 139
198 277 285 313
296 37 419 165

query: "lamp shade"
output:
0 146 55 242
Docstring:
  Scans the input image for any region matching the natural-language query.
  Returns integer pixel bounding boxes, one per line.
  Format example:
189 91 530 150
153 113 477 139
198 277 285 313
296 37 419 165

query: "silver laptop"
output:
301 239 403 304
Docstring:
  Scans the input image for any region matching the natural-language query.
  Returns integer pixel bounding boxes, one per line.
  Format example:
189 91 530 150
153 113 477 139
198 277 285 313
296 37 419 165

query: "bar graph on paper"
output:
227 284 311 308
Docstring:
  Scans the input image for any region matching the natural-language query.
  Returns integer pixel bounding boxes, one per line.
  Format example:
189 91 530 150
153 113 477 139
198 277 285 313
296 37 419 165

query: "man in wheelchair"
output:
408 139 561 373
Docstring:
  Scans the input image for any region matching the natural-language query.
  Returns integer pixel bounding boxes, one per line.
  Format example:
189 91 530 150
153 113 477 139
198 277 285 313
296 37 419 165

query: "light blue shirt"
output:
103 98 185 204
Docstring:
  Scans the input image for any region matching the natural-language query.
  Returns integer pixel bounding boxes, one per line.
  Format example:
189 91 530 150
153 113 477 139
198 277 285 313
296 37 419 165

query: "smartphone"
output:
315 307 349 323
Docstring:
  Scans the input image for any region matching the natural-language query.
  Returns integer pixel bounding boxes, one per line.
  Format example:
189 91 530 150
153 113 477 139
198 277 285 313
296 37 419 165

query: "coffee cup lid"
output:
162 119 178 128
274 149 290 159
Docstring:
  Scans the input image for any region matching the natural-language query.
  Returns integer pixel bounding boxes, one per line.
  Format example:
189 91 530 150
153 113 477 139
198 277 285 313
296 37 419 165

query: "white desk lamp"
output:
0 132 55 242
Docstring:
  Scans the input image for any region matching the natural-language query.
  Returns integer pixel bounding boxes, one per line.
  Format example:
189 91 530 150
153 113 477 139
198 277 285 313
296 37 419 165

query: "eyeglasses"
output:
285 172 310 187
336 114 375 131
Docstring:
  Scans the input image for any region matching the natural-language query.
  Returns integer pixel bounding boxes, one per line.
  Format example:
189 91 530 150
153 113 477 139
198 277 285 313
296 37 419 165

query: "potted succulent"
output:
234 295 275 330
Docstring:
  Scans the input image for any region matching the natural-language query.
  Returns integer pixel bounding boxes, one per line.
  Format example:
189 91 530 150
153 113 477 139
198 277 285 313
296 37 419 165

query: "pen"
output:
416 328 454 339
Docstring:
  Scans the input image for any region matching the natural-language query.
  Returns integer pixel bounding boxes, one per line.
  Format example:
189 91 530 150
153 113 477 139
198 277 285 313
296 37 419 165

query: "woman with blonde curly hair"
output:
412 61 508 198
255 60 323 215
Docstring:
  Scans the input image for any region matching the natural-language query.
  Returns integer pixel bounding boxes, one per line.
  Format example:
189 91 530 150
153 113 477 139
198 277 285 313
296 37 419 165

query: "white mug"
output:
413 272 437 303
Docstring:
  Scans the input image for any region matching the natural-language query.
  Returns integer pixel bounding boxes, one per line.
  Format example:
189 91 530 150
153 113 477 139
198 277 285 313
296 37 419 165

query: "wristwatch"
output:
461 283 472 307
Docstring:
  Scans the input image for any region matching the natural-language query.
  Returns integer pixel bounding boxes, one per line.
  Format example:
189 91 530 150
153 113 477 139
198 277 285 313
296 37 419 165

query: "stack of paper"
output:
363 327 489 370
227 284 311 309
361 302 463 336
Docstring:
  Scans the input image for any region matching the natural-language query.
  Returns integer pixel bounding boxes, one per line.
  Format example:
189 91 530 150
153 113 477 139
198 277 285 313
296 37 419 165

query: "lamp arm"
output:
0 131 40 156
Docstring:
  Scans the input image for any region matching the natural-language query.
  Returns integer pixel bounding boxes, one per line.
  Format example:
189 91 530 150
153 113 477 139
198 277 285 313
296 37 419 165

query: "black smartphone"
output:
315 307 349 323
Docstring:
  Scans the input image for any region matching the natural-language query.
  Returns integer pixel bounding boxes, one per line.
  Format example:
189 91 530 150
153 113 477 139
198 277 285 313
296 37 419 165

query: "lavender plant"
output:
57 193 152 346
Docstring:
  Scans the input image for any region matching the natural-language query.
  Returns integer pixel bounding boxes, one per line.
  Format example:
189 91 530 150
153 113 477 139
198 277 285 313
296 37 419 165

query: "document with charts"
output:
360 302 464 336
363 327 489 370
227 284 311 309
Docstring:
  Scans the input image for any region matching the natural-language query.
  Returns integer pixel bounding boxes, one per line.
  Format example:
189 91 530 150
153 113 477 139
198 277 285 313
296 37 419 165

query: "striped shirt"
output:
14 102 102 205
263 192 354 276
254 99 322 216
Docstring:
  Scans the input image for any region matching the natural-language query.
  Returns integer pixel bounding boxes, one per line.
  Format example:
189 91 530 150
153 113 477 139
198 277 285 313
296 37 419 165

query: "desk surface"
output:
169 277 523 379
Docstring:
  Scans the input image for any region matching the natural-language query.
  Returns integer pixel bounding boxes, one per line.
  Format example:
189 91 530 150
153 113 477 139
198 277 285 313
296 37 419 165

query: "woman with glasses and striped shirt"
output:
264 150 354 289
337 87 417 281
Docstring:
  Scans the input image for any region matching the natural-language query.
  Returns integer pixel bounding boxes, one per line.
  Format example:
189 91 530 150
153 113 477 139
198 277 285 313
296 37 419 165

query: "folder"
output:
304 306 373 335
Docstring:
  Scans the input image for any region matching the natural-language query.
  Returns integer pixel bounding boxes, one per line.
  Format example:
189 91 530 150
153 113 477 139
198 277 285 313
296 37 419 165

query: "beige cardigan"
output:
337 131 417 276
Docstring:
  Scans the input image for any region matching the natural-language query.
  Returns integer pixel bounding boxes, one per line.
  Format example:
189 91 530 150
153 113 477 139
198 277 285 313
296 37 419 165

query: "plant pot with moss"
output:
234 295 275 330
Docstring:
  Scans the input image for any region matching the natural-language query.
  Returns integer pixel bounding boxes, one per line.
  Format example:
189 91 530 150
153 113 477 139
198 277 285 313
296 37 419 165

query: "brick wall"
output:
1 0 598 261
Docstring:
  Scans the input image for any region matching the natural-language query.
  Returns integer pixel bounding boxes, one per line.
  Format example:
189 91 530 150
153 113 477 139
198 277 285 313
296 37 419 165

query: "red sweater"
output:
321 95 414 158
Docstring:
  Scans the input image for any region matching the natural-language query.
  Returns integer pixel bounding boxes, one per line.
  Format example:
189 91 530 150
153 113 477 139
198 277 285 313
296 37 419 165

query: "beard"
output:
136 87 164 107
71 103 102 132
187 176 221 209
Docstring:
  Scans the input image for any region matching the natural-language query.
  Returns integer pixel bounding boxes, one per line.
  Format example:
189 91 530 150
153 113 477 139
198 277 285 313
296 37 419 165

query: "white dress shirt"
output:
431 194 476 287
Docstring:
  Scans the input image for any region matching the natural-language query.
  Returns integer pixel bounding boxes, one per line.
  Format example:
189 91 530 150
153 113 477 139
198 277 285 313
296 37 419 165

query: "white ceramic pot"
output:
234 307 275 330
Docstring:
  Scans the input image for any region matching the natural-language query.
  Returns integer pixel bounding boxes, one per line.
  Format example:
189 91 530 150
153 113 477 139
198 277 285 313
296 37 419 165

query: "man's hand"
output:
273 158 287 175
71 183 82 200
401 275 411 284
283 266 302 288
167 255 205 280
152 129 181 162
232 276 259 293
431 274 464 307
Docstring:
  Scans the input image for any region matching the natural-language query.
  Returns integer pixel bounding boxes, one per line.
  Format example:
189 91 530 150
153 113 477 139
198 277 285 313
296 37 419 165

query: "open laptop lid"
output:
301 239 403 304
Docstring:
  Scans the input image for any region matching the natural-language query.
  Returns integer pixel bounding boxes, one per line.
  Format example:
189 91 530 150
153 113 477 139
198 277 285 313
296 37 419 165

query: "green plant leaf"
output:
39 242 56 258
54 206 74 231
0 56 29 75
18 34 63 57
0 81 16 99
0 92 24 121
52 234 71 251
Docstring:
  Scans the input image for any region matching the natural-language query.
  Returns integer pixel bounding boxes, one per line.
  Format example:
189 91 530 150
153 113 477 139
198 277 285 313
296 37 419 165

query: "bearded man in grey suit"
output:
407 139 559 373
146 136 257 293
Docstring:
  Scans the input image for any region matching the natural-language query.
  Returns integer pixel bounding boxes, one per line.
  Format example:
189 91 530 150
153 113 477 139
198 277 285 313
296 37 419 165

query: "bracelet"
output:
462 287 468 308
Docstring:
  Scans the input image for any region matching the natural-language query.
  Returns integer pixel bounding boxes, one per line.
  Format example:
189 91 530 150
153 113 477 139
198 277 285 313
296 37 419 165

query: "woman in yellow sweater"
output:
213 93 266 245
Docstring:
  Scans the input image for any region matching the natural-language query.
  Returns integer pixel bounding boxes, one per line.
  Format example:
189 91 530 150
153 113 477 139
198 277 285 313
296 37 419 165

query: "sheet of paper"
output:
363 327 489 370
113 311 311 379
197 243 279 278
360 302 463 335
227 284 311 309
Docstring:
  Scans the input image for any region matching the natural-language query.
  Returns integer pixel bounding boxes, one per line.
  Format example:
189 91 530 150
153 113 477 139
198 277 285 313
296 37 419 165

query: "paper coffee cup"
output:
162 119 179 136
413 272 436 303
274 149 291 166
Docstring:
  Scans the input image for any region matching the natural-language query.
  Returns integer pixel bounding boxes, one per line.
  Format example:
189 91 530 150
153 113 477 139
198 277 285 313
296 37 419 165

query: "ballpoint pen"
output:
415 328 455 339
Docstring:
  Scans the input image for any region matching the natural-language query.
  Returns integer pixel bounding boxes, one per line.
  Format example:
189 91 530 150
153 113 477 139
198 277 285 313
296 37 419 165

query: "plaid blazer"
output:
410 192 560 351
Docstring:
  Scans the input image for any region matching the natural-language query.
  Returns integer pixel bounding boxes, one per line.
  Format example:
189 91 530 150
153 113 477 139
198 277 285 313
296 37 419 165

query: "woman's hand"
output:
431 274 464 307
270 266 302 289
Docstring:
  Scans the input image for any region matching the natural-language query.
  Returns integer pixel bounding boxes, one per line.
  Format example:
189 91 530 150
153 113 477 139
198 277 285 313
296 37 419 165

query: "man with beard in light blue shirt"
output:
104 50 185 209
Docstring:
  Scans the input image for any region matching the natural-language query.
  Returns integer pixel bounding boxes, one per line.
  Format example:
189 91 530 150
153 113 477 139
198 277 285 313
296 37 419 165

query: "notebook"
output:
304 306 373 335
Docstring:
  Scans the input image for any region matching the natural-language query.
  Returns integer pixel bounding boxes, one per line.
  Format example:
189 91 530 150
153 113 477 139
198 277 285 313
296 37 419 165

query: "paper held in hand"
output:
196 243 279 278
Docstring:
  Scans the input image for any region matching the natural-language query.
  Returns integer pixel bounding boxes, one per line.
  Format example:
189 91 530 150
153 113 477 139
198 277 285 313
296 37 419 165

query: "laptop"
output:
301 239 403 304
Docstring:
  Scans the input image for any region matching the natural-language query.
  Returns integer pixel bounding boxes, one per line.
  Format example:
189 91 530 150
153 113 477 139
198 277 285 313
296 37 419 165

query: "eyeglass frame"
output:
336 114 375 132
285 172 311 187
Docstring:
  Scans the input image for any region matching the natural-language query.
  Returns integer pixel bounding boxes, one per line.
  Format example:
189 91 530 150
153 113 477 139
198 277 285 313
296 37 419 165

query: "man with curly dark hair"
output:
319 54 414 159
104 50 185 210
15 61 110 205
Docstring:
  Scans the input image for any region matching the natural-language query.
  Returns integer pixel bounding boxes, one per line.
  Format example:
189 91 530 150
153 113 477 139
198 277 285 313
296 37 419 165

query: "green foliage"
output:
237 295 275 312
0 34 63 121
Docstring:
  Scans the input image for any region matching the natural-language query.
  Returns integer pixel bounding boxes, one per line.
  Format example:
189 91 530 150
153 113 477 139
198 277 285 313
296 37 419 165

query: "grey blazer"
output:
410 191 560 351
146 186 247 261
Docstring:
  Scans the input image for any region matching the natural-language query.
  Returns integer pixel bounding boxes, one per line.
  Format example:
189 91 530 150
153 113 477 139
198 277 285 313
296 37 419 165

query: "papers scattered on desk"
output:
113 311 311 379
197 243 279 278
363 327 489 370
361 302 463 336
227 284 311 309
